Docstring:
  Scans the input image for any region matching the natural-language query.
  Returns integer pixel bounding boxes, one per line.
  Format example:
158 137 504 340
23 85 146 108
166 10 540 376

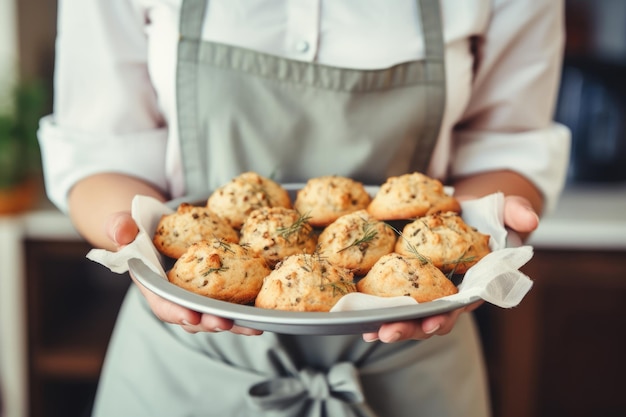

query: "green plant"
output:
0 80 46 189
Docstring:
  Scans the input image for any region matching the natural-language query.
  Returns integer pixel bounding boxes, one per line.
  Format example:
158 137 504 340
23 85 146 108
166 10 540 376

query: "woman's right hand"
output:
105 211 263 336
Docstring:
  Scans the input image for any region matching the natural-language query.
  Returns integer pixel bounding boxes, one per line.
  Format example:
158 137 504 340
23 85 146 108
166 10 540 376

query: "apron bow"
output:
247 362 365 412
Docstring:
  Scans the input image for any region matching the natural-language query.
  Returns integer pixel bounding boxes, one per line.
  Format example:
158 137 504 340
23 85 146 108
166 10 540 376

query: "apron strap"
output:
179 0 206 40
420 0 445 60
413 0 447 171
177 0 208 191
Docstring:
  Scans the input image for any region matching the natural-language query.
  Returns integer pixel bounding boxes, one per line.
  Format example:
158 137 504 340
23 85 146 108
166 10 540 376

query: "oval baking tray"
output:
129 257 480 335
129 182 478 335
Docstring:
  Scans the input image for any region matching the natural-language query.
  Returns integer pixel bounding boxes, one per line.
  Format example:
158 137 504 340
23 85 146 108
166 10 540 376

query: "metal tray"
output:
128 182 478 335
129 258 479 335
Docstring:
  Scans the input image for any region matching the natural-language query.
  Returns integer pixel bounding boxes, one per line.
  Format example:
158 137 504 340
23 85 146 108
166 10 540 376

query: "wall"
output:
15 0 58 82
0 0 18 113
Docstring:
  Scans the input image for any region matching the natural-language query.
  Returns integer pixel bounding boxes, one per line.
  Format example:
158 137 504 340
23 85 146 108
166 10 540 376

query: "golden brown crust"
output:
157 172 493 310
153 203 239 259
356 252 458 302
239 207 318 268
394 212 491 274
367 172 461 221
317 209 396 276
254 254 357 312
167 239 270 304
293 175 372 227
206 172 292 229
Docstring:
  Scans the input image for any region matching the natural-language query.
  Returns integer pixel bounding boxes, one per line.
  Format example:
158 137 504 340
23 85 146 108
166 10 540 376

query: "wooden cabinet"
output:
476 249 626 417
24 239 129 417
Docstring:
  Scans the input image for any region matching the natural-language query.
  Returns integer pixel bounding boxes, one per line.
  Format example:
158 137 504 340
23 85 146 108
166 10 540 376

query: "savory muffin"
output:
317 209 396 276
367 172 461 221
153 203 239 259
394 211 491 274
293 175 372 227
207 171 292 229
254 254 357 312
167 239 270 304
357 252 458 303
239 206 318 268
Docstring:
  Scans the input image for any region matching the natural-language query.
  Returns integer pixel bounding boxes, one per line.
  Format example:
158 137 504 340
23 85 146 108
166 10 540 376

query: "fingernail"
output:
112 228 122 245
181 319 192 326
213 327 224 332
363 334 379 343
111 216 125 245
531 211 540 225
424 324 440 334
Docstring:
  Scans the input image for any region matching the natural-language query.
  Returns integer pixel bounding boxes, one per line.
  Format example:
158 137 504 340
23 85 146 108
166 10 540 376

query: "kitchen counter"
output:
5 182 626 243
4 182 624 247
528 182 626 250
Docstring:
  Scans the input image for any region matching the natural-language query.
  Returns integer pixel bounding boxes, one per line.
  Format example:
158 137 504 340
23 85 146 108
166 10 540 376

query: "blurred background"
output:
0 0 624 416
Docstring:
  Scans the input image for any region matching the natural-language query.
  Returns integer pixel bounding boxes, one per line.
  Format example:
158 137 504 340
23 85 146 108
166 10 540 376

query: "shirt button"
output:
295 40 310 53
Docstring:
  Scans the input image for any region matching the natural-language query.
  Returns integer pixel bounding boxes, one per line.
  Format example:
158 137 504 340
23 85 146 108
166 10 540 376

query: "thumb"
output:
503 195 540 234
105 211 139 248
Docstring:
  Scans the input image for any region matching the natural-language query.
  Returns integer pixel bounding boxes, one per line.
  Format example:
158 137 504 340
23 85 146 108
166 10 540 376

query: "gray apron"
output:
92 1 491 416
176 0 445 192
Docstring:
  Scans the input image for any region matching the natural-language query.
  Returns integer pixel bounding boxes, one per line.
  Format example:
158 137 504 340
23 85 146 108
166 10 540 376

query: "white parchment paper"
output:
87 192 534 312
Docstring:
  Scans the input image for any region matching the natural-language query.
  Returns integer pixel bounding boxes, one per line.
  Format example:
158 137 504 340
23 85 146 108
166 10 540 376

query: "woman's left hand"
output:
361 194 539 343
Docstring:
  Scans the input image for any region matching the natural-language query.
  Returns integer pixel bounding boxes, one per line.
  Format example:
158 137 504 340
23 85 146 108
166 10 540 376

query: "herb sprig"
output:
387 223 431 265
338 220 378 253
276 212 312 240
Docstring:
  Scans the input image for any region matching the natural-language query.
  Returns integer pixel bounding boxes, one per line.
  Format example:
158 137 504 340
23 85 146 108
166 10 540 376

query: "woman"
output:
38 0 570 416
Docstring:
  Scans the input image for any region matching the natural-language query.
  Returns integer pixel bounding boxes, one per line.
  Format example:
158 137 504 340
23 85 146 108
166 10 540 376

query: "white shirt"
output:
38 0 570 213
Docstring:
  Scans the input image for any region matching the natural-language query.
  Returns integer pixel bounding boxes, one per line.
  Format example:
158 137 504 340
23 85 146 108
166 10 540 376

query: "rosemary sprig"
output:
212 239 236 254
338 220 378 252
300 253 315 272
319 281 351 297
276 212 312 239
202 266 229 276
444 253 476 279
387 223 431 265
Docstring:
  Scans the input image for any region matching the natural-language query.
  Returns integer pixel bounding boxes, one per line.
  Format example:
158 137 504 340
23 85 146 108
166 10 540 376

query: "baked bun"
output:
293 175 372 227
254 254 357 312
153 203 239 259
395 211 491 274
317 209 396 276
357 252 458 302
367 172 460 221
207 172 292 229
239 207 318 268
167 239 270 304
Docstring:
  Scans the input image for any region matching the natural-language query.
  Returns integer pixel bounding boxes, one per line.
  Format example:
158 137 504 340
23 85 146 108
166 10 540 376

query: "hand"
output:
361 194 540 343
105 211 263 336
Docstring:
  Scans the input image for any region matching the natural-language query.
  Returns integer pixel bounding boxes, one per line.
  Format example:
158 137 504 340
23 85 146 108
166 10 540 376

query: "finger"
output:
230 325 264 336
181 314 234 334
464 299 485 313
130 272 201 326
105 211 139 247
420 312 458 336
503 195 540 233
182 315 262 335
368 319 435 343
130 272 261 335
363 305 474 343
385 320 437 342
